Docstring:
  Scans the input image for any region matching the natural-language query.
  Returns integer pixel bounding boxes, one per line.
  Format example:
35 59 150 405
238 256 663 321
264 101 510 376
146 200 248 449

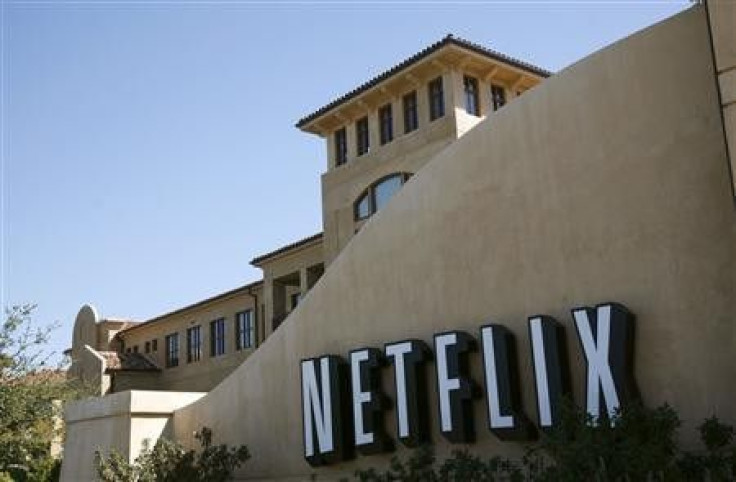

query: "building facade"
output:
62 4 736 481
68 35 548 395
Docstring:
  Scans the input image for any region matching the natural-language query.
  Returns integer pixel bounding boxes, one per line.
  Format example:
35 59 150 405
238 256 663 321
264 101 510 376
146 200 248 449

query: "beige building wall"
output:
61 391 205 482
706 0 736 197
256 239 324 339
118 285 262 392
313 48 544 265
161 7 735 480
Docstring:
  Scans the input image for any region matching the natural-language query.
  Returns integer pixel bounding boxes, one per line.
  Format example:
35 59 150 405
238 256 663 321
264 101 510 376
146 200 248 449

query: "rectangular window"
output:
378 104 393 145
428 77 445 121
334 128 347 166
463 75 480 116
491 84 506 111
403 91 418 133
133 345 139 353
235 310 255 350
145 341 151 354
186 326 202 363
152 339 158 352
210 318 226 357
356 117 369 156
291 292 301 309
165 333 179 368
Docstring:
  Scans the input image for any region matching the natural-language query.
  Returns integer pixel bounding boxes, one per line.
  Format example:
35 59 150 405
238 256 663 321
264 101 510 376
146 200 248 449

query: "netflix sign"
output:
300 302 638 466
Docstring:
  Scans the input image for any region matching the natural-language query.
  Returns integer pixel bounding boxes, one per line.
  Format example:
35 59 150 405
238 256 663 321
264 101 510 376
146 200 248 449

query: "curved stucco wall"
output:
172 7 735 480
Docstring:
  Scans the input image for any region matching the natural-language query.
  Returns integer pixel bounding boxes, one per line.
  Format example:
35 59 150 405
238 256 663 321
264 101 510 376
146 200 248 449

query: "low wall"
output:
60 390 205 481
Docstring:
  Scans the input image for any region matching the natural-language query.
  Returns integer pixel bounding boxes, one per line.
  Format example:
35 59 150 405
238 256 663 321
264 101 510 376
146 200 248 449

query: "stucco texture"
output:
165 7 736 480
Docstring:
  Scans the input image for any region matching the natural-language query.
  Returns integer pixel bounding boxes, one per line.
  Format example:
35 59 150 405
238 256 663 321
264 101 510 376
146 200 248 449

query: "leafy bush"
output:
95 427 249 482
1 305 90 482
349 403 736 481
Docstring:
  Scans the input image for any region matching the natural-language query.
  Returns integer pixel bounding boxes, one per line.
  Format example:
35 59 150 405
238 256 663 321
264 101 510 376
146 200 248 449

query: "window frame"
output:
165 333 179 368
356 116 370 156
210 318 226 357
403 90 418 134
428 76 445 121
334 127 347 166
353 172 412 221
491 84 506 111
463 75 480 116
378 104 393 145
186 325 202 363
235 310 255 350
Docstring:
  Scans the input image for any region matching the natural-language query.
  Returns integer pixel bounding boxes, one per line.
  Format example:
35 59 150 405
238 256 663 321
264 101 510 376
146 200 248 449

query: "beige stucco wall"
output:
321 113 457 264
164 7 736 480
706 0 736 196
119 288 261 392
61 390 205 481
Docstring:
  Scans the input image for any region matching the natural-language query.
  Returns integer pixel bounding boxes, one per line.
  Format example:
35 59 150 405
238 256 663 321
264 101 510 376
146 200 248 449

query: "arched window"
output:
354 173 412 221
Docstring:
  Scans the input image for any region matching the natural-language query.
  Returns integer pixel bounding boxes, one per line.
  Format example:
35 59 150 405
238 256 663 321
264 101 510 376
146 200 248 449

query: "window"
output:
133 345 139 353
235 310 255 350
210 318 226 357
378 104 393 145
356 117 369 156
152 339 158 352
126 348 131 354
291 292 301 309
463 75 480 116
186 326 202 363
403 91 418 133
354 173 412 221
334 128 347 166
428 77 444 121
491 84 506 111
165 333 179 368
145 341 151 354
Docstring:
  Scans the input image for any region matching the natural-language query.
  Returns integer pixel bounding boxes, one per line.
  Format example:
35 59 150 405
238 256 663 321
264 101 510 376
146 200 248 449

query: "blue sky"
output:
2 0 689 360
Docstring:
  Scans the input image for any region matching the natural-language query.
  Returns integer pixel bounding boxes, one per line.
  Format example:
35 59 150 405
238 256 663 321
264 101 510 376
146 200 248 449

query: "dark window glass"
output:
356 117 370 156
186 326 202 363
403 91 418 133
428 77 445 121
152 339 158 352
210 318 226 357
355 193 371 220
354 172 412 221
145 341 151 354
463 75 480 116
235 310 255 350
165 333 179 368
133 345 139 353
291 292 301 309
491 84 506 111
379 104 393 145
334 128 347 166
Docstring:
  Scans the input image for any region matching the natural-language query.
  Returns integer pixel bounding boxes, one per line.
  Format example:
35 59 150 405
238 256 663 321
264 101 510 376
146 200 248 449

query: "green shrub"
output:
95 427 249 482
349 403 736 481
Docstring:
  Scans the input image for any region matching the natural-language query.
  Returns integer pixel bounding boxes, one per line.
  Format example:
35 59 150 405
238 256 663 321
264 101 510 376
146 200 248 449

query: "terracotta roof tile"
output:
99 351 160 372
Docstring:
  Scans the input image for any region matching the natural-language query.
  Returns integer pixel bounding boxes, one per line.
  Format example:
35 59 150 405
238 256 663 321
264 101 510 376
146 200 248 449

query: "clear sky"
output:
2 0 690 360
